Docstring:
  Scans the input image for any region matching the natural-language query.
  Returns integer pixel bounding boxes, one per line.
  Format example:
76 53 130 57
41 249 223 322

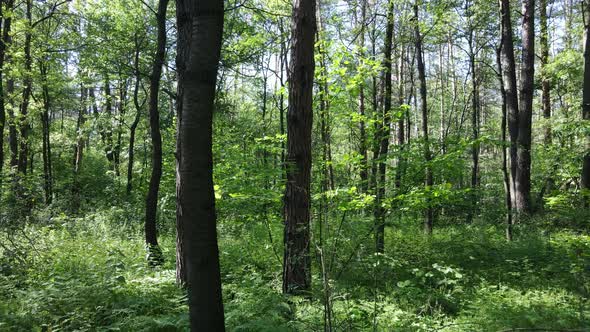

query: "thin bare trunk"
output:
144 0 169 267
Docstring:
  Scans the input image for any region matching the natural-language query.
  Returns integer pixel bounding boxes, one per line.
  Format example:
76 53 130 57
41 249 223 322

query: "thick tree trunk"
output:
582 0 590 203
374 0 394 253
175 0 225 329
144 0 169 267
282 0 316 295
415 2 433 234
499 0 519 216
515 0 535 214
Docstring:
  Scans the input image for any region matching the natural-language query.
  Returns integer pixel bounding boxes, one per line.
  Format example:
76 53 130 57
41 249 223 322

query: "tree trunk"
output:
499 0 519 217
127 40 144 195
357 0 369 193
144 0 169 267
415 2 433 235
515 0 534 214
114 75 127 177
582 0 590 203
40 62 53 204
374 0 394 253
467 9 480 223
279 19 287 177
72 86 87 213
17 0 33 175
8 77 17 169
539 0 554 205
282 0 316 295
316 8 334 192
175 0 225 329
395 45 405 191
104 78 115 165
0 0 14 187
497 39 513 241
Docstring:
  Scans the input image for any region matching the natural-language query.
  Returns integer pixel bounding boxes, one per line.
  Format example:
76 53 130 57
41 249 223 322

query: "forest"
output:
0 0 589 330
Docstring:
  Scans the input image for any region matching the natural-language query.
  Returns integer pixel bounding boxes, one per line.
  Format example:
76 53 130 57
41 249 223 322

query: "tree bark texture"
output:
282 0 316 295
175 0 225 329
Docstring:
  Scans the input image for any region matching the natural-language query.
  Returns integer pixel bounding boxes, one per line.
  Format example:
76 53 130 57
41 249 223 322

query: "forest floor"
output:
1 211 589 331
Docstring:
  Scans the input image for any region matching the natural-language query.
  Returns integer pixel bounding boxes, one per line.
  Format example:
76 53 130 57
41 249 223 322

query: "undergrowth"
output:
1 213 589 331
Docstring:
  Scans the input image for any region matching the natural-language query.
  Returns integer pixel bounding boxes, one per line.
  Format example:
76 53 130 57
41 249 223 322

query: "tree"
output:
127 34 146 195
282 0 316 295
582 0 590 202
499 0 519 218
144 0 169 267
539 0 554 204
0 0 15 187
374 0 394 252
17 0 33 175
466 0 481 223
175 0 225 329
515 0 535 214
497 33 513 241
39 61 53 204
414 1 433 234
357 0 369 193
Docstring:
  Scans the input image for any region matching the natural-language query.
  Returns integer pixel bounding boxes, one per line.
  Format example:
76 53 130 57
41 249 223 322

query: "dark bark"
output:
145 0 169 267
175 0 225 329
515 0 535 214
127 40 144 195
17 0 33 175
114 76 127 177
582 0 590 202
8 77 17 168
40 62 53 204
540 0 551 145
0 0 14 186
499 0 519 215
282 0 316 295
104 78 115 165
415 2 433 235
374 0 394 253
